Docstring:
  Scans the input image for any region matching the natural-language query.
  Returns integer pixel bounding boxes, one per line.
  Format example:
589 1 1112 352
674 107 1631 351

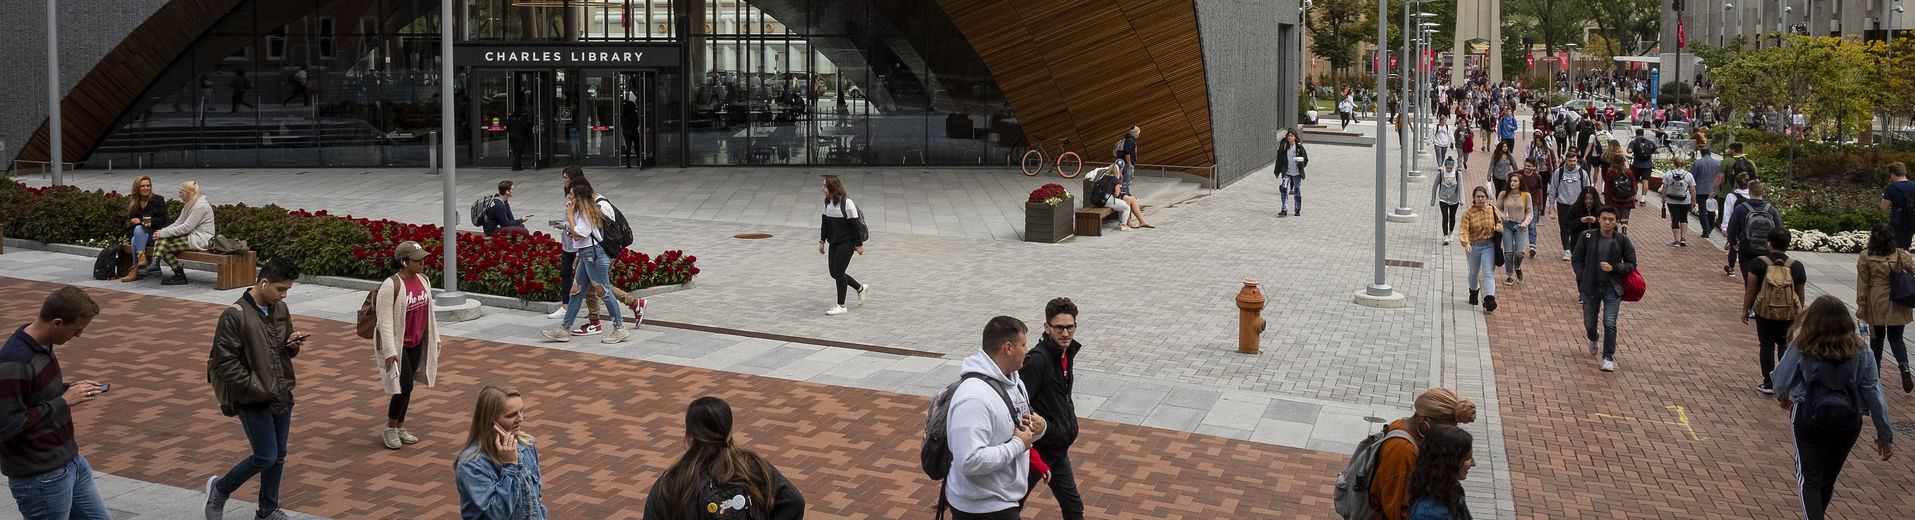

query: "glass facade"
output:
88 0 1025 169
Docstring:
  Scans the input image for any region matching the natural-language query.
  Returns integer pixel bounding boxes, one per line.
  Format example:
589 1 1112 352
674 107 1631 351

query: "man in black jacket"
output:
204 259 305 520
1018 297 1084 520
1571 207 1637 373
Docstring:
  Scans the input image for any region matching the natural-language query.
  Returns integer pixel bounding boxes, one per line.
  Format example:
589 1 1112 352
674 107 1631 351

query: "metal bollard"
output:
1236 279 1266 354
428 131 439 175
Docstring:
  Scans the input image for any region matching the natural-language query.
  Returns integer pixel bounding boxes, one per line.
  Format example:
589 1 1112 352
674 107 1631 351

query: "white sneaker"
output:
382 427 403 449
547 307 566 319
204 476 227 520
630 298 646 328
540 326 571 343
857 284 869 304
1601 360 1616 372
825 305 848 316
1562 250 1573 261
602 327 631 344
396 427 420 444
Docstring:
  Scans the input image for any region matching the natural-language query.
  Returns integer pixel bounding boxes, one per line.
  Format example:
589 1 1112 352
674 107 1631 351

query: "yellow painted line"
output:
1666 405 1705 441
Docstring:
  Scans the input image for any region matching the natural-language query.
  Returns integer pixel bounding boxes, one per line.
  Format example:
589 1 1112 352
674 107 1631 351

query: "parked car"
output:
1563 99 1610 112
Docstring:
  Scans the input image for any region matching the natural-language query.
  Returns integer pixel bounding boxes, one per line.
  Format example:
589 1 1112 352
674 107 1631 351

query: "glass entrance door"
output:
576 70 656 167
471 70 555 168
619 71 655 167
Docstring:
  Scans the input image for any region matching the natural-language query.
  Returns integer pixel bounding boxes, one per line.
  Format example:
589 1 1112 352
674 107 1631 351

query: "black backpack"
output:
920 373 1016 481
1611 170 1637 201
1630 138 1655 163
92 243 131 280
1799 358 1864 430
1089 174 1118 207
693 478 768 520
594 196 634 259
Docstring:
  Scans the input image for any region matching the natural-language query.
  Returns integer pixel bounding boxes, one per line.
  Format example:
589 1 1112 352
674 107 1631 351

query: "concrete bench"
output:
176 250 257 290
1074 207 1118 236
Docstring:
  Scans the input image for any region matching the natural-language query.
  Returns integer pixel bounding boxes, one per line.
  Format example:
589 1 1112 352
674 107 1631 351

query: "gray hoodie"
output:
944 347 1042 514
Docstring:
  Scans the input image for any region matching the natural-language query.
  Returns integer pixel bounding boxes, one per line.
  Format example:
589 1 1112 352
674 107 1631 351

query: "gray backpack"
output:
1333 427 1416 519
1740 202 1778 253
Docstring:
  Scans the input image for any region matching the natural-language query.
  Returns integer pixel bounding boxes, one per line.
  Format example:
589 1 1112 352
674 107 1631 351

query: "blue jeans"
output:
1467 241 1496 296
1279 175 1302 212
7 455 109 520
131 224 152 255
1119 160 1134 196
1527 209 1540 247
1501 222 1528 275
1582 283 1623 360
562 245 620 328
219 398 292 517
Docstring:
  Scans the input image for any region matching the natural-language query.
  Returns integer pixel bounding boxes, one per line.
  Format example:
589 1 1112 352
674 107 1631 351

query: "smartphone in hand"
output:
98 383 111 393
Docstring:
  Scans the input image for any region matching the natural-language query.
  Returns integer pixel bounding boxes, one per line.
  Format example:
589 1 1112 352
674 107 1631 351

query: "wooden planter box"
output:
1025 201 1073 243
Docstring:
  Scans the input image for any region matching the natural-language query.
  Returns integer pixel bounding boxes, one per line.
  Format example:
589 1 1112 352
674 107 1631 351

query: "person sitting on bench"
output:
122 175 170 282
1091 168 1151 230
150 181 216 286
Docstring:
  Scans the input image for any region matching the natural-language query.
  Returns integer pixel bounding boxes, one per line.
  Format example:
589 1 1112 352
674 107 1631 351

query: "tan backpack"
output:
1752 257 1802 321
355 274 403 339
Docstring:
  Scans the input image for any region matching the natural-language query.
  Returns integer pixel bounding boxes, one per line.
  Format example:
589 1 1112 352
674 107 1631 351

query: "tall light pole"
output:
1362 0 1401 307
1398 0 1412 186
46 0 61 186
437 0 467 307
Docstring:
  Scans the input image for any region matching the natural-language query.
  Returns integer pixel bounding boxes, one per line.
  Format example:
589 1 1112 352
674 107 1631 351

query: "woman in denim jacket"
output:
456 385 546 520
1772 296 1894 520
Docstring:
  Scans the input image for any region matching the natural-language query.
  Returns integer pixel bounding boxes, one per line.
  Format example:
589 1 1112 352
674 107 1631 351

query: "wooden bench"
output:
177 250 258 290
1074 207 1118 236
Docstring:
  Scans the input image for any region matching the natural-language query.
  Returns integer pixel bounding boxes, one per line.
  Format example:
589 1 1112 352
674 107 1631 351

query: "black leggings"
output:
1871 325 1911 371
388 346 423 422
1791 415 1861 520
1757 317 1791 387
1439 203 1460 237
828 242 862 305
1557 203 1578 251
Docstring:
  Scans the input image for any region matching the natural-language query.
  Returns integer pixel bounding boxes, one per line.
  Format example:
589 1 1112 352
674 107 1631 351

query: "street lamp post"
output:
46 0 60 186
1362 0 1402 307
437 0 467 307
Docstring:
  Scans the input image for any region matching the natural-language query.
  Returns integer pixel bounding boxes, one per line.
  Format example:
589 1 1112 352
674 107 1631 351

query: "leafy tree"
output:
1306 0 1371 73
1689 35 1749 72
1505 0 1593 56
1586 0 1659 74
1711 34 1891 139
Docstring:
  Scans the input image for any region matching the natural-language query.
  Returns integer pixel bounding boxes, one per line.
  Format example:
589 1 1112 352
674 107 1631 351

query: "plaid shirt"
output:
0 326 77 478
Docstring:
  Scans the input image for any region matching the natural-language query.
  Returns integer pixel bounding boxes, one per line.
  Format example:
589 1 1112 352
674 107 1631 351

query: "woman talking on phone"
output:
374 241 443 450
456 385 548 520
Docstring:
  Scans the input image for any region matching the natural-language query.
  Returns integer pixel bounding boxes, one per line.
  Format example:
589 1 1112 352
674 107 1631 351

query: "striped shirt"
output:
0 325 78 478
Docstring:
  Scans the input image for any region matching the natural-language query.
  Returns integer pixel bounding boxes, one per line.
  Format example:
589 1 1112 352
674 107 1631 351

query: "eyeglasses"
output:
1047 323 1076 331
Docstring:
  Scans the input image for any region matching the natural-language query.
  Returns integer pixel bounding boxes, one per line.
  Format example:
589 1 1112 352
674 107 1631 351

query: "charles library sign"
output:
454 45 681 68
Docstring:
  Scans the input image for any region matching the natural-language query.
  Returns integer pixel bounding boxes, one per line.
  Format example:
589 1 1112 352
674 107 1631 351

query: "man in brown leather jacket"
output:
204 259 304 520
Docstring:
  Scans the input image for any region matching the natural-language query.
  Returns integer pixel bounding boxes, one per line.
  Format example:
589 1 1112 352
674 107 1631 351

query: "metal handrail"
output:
9 160 80 178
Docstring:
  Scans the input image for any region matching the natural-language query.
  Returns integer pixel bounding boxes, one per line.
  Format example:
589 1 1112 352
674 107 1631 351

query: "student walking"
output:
946 317 1046 520
1020 298 1085 520
121 176 170 282
1277 130 1309 217
1854 224 1915 394
1547 155 1592 261
1488 142 1516 195
641 396 805 520
550 169 646 330
1517 159 1548 257
2 287 109 520
1661 157 1696 246
1772 296 1895 520
1721 173 1754 276
1499 176 1534 285
543 182 631 343
374 241 443 449
1459 187 1500 312
1339 94 1356 130
1371 388 1478 520
1431 117 1454 166
1879 162 1915 249
819 175 869 315
1727 180 1783 279
456 385 547 520
1405 426 1477 520
1743 230 1807 395
1433 159 1464 245
1604 139 1643 231
1573 207 1638 372
1691 146 1723 238
151 181 216 286
205 260 305 520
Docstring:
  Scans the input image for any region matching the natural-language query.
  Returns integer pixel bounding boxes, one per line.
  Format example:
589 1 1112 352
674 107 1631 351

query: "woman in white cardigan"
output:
373 241 442 450
151 181 216 285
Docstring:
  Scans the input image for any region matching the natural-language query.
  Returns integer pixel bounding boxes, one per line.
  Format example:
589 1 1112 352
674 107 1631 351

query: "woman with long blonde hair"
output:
542 181 629 344
150 180 215 285
122 175 170 281
456 385 547 519
1772 295 1895 520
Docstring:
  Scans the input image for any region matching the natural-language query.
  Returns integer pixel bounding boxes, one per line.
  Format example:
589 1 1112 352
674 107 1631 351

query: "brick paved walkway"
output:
0 276 1346 518
1476 135 1915 518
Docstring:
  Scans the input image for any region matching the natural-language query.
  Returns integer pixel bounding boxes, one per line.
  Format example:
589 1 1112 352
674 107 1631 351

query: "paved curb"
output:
0 237 694 314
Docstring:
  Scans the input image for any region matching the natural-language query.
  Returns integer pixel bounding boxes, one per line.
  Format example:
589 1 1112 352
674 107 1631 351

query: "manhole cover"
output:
734 233 773 239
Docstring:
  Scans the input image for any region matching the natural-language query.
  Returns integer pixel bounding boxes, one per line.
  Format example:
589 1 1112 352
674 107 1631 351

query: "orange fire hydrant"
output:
1236 279 1266 354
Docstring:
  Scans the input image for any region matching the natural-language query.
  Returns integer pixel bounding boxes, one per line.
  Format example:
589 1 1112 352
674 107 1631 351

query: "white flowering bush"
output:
1789 229 1870 253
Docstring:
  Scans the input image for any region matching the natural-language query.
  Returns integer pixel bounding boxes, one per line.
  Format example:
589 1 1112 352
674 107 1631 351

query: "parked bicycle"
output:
1021 137 1083 178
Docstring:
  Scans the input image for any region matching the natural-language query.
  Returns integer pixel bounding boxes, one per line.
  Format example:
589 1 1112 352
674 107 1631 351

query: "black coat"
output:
1019 333 1080 452
130 194 169 232
1571 229 1637 297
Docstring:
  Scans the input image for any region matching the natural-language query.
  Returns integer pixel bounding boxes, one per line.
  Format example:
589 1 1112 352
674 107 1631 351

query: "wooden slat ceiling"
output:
12 0 243 167
938 0 1215 176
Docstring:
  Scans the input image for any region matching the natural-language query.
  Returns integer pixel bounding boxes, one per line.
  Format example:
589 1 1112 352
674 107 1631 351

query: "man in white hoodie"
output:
946 316 1047 519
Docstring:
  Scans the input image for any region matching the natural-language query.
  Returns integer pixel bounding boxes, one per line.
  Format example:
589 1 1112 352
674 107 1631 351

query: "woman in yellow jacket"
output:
1856 223 1915 393
374 241 442 449
1458 186 1501 313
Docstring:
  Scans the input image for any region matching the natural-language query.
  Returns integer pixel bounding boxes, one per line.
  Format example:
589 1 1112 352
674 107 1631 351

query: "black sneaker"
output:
1757 384 1775 395
1483 295 1498 312
1278 210 1289 217
1516 269 1524 281
1902 369 1913 394
1467 290 1479 306
161 272 188 286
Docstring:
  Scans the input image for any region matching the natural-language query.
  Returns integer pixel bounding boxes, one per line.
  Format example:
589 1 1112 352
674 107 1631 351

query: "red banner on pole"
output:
1526 54 1534 69
1678 20 1687 48
1390 55 1399 70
